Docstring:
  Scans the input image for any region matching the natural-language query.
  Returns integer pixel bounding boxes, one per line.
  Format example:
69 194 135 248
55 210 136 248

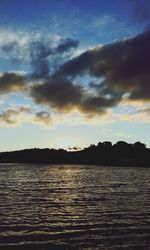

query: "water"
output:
0 164 150 250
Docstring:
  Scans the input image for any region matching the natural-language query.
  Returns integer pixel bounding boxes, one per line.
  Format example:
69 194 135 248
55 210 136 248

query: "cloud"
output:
0 29 79 80
30 77 120 116
0 30 31 66
30 40 52 78
55 49 93 77
78 95 120 116
2 41 18 53
0 72 25 94
117 111 150 124
137 107 150 114
55 38 79 53
0 31 54 78
110 100 150 124
0 106 30 125
34 111 52 126
129 0 150 27
0 106 53 127
56 30 150 102
1 29 150 119
30 78 83 112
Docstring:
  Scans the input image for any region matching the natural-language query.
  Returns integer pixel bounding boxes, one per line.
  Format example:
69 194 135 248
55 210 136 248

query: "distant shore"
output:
0 141 150 167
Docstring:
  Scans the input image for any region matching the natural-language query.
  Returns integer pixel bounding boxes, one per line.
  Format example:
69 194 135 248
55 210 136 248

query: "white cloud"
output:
93 15 115 28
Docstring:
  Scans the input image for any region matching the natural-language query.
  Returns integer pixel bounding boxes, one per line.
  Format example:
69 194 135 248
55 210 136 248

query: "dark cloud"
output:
29 38 79 79
55 50 93 77
78 95 120 115
0 106 53 127
30 78 83 112
55 38 79 53
34 111 52 125
1 31 150 117
56 30 150 101
0 107 29 124
30 77 120 115
0 72 25 93
30 40 52 78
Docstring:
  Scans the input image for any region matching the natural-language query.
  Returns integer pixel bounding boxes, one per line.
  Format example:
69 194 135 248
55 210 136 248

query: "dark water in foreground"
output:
0 164 150 250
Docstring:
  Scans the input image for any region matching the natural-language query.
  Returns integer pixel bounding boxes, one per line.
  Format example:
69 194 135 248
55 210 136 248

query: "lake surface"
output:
0 164 150 250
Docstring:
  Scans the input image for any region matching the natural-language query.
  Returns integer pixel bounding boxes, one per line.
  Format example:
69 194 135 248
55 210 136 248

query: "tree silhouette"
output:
0 140 149 166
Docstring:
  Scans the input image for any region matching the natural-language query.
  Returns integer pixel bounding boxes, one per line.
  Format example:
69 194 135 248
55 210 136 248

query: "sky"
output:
0 0 150 151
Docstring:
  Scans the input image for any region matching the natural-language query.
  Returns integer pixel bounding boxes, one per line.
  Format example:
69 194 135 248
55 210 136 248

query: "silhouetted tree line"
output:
0 141 149 166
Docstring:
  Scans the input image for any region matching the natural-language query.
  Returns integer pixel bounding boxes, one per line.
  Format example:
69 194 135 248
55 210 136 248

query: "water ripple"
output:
0 164 150 249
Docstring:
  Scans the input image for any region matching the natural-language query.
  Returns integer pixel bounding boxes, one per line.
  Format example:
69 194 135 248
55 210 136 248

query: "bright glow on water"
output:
0 164 150 249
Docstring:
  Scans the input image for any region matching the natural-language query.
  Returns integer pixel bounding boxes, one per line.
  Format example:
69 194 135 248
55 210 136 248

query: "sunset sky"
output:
0 0 150 151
